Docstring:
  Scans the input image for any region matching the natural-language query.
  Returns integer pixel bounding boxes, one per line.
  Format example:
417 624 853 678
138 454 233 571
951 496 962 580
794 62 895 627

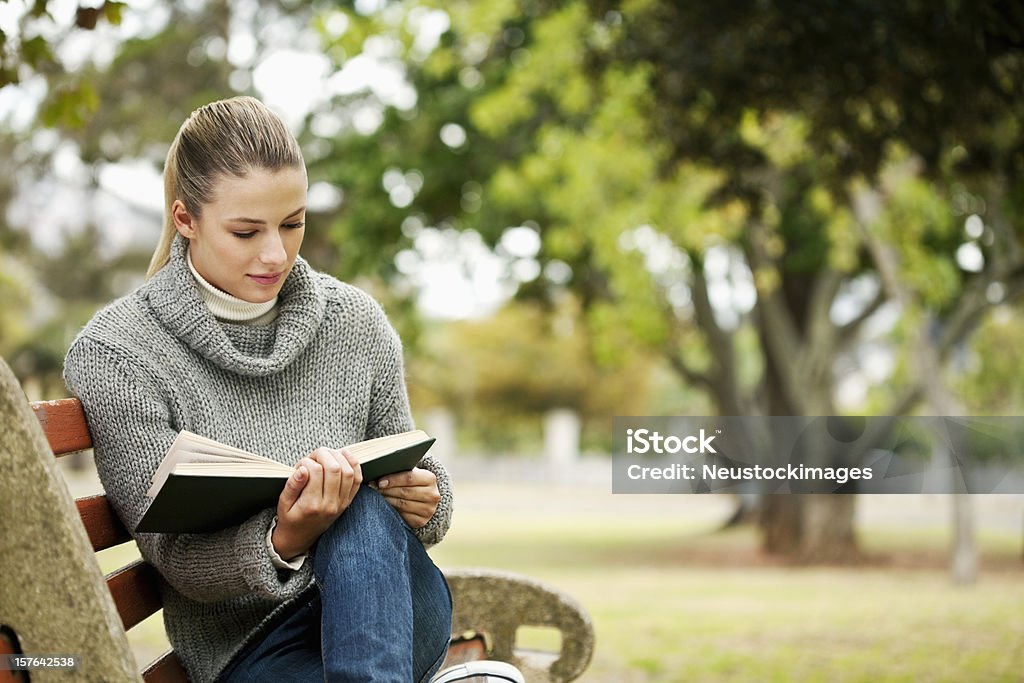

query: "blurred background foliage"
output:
2 0 1024 564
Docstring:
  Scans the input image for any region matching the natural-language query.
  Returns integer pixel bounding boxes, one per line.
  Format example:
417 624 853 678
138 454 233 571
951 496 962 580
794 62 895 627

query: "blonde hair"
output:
146 96 305 278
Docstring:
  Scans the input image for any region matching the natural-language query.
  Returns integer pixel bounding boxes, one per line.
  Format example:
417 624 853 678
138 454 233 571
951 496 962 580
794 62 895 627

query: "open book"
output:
135 429 435 534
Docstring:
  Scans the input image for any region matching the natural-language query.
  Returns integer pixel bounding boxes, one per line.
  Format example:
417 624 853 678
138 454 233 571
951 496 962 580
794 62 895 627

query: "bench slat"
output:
442 633 488 665
77 494 132 551
142 650 189 683
0 627 28 683
30 399 92 455
107 560 163 631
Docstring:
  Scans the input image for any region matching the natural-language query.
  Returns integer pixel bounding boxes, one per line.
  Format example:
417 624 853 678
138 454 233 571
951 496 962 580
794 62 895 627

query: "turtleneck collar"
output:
186 246 279 325
142 233 327 377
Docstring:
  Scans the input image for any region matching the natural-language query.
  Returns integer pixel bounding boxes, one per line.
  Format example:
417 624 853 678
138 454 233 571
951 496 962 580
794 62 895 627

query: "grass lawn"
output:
426 485 1024 683
93 480 1024 682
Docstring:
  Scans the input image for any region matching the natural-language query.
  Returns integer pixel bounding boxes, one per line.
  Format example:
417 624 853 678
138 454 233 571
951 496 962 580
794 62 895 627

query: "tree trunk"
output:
753 288 862 562
951 493 977 584
754 305 808 558
799 494 861 563
720 494 759 529
760 495 860 563
758 495 802 555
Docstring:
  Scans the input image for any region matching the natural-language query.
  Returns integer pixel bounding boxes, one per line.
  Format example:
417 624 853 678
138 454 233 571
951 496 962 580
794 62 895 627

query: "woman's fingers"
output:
301 456 324 501
379 467 441 529
377 467 436 491
314 448 343 498
338 449 363 503
379 484 441 505
380 491 435 528
306 448 364 514
276 464 308 514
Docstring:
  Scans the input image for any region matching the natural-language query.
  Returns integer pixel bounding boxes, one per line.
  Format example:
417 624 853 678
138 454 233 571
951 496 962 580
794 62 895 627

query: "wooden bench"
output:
0 395 594 682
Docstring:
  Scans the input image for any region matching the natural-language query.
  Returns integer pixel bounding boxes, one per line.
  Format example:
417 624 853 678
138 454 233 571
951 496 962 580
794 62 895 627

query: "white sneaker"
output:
430 660 525 683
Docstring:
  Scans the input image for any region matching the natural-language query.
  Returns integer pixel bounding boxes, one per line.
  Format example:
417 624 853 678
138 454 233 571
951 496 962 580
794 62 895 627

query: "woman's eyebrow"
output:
226 206 306 224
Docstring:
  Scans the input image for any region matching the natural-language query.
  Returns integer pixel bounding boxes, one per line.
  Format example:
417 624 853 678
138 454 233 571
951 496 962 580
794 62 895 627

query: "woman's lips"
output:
249 273 282 285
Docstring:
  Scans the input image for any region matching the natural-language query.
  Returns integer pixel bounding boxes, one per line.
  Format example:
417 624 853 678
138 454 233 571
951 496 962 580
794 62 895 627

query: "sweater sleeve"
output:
63 336 313 604
365 308 453 547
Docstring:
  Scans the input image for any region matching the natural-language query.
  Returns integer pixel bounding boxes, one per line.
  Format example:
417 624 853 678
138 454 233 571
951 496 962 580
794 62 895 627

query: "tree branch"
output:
743 221 807 413
662 343 713 393
668 261 752 415
689 260 736 376
937 263 1024 359
799 268 843 405
836 286 885 344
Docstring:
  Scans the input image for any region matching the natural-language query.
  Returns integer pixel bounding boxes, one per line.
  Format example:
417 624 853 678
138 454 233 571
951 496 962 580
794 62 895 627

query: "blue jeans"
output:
220 487 452 682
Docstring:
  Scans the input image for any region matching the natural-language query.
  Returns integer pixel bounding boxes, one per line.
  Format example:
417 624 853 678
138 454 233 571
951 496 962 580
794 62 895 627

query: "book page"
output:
174 462 292 477
147 430 284 497
346 430 431 463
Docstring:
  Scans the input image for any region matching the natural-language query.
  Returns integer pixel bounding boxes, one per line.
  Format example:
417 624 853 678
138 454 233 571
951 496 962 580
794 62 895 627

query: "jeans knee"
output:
314 487 413 586
319 485 408 548
355 485 408 528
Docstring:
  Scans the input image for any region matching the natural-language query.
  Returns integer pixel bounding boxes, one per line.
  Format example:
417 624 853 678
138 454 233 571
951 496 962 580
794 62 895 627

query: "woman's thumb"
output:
279 465 307 510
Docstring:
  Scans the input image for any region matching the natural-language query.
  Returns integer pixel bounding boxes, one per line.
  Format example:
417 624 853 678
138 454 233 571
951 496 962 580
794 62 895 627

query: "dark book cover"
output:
135 438 435 534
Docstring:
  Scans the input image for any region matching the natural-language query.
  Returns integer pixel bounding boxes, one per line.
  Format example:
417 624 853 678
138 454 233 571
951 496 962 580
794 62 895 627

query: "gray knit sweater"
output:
63 234 453 682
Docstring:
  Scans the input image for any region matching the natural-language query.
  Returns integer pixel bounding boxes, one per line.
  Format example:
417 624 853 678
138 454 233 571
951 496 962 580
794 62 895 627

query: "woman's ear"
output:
171 200 198 238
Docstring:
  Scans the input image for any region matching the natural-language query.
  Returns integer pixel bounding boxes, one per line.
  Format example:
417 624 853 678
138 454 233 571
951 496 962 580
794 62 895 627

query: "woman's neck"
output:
187 247 279 325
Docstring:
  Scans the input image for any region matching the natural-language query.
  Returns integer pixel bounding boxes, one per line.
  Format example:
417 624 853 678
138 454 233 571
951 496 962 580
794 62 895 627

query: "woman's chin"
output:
243 291 279 304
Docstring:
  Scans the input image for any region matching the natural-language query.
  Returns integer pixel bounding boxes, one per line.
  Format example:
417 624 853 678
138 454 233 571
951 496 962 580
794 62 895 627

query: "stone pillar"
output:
0 356 140 682
544 408 579 484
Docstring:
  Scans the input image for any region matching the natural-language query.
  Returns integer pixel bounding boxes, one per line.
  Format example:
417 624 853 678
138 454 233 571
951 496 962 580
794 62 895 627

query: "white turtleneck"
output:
187 247 280 325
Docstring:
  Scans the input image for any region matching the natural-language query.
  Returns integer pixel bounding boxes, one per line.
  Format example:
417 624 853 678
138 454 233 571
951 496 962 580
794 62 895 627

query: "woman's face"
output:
173 166 307 303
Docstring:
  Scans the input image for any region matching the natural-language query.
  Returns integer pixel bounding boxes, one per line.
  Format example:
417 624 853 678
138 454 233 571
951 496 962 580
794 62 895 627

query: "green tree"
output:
7 0 1024 563
312 0 1024 562
955 307 1024 413
408 296 677 453
0 0 127 126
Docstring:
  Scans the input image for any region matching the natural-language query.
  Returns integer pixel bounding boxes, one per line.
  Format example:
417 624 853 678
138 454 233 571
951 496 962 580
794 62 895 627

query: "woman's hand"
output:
272 447 362 561
374 467 440 529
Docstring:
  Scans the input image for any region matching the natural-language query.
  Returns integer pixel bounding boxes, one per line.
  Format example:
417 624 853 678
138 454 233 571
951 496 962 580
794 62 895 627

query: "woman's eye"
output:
283 222 305 230
232 232 257 239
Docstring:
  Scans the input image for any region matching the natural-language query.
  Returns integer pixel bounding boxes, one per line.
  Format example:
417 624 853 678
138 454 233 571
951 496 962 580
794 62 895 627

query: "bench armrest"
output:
442 568 594 683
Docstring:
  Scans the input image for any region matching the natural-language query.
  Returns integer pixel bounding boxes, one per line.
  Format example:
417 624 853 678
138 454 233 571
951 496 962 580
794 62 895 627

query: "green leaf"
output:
104 1 126 26
40 81 100 129
20 35 53 69
29 0 49 19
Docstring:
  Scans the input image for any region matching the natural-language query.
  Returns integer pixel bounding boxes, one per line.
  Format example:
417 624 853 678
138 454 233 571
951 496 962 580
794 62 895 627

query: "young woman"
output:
63 96 454 682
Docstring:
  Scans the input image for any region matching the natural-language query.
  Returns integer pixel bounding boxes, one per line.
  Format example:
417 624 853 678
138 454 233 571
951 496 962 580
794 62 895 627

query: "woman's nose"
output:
259 231 287 266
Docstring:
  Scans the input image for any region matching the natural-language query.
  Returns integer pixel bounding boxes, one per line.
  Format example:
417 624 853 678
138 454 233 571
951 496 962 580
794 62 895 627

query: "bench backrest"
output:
30 399 188 683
